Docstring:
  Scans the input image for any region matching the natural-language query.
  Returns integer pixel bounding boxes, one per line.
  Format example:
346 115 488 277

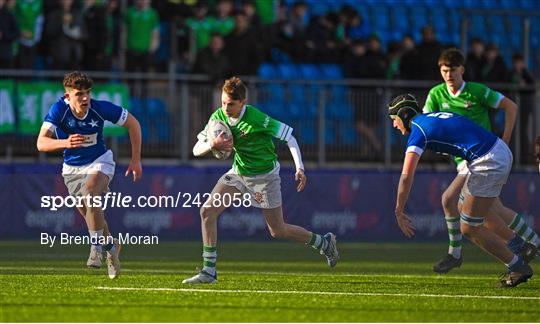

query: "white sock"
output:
89 229 103 253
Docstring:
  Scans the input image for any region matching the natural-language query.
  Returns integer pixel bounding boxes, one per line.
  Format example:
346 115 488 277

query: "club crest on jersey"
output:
239 129 247 137
68 118 76 127
464 100 472 108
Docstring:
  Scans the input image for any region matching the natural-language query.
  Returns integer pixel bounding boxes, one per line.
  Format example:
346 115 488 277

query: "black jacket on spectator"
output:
0 7 20 67
400 49 420 79
46 7 87 70
465 53 486 82
416 40 442 80
194 47 229 83
481 56 509 83
224 28 261 76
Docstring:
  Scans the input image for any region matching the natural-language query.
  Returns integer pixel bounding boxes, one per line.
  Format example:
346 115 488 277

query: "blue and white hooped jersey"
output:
42 97 128 166
406 112 498 162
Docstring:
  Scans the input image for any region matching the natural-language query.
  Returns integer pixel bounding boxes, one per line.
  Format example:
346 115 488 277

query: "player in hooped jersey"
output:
388 94 533 287
424 49 538 273
182 77 339 284
37 71 142 279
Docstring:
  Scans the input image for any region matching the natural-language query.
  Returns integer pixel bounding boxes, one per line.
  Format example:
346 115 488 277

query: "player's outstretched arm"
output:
36 128 83 152
498 97 518 145
286 135 306 192
122 113 142 181
395 152 420 238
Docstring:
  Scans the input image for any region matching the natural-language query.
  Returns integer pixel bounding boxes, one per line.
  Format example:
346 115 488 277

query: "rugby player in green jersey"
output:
423 49 539 273
182 77 339 284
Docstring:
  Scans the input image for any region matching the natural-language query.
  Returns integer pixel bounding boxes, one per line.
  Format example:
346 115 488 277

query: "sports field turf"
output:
1 241 539 322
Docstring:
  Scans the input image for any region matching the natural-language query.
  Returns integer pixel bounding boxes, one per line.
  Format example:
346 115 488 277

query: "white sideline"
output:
0 266 498 280
95 286 540 300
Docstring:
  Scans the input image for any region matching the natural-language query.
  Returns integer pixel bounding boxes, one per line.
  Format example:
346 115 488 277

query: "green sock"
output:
202 245 217 276
307 233 328 251
509 214 540 247
446 215 462 258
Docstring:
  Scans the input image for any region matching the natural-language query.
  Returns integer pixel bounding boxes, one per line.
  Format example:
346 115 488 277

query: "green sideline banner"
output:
16 81 129 136
0 80 16 133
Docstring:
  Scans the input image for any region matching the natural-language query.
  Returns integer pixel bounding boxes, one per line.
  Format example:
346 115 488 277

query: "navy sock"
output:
507 234 525 254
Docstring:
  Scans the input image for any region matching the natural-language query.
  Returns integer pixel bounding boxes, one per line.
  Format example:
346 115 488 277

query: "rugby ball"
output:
207 119 233 160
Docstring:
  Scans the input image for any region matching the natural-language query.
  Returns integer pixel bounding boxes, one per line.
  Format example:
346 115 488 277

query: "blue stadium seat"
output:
340 122 357 145
391 6 409 31
298 64 321 79
325 122 336 145
319 64 343 80
370 5 390 30
297 123 317 145
129 98 149 142
257 63 277 79
276 63 301 79
271 48 292 63
409 6 429 29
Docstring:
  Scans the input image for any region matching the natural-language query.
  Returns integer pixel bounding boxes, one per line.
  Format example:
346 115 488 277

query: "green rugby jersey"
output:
423 81 504 165
197 105 293 176
125 6 159 53
14 0 42 44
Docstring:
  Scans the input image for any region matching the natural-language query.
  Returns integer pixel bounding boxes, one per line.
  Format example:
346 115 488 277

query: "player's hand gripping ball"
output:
207 120 233 160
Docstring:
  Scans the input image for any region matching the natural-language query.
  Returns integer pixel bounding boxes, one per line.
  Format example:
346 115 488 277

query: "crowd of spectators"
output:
0 0 537 85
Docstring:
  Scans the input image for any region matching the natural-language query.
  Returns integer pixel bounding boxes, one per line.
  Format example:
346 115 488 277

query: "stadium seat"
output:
276 63 301 80
340 122 357 145
319 64 343 80
297 123 317 145
257 63 277 79
391 6 410 31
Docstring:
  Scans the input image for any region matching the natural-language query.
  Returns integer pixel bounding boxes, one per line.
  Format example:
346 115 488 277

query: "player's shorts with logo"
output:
218 165 282 209
461 139 513 198
62 150 115 197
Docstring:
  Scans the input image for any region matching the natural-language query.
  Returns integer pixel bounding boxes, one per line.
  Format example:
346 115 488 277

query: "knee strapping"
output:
460 213 484 226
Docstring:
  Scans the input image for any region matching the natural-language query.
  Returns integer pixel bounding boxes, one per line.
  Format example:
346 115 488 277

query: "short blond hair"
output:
222 77 247 101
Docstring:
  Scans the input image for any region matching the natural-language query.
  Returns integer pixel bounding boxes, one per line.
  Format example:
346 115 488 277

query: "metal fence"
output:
1 70 538 168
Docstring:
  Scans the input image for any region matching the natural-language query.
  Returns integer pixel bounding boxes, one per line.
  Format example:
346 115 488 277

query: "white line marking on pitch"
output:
0 266 496 280
95 287 540 300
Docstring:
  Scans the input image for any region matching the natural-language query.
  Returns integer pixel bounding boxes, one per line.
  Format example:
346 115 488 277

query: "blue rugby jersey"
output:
406 112 498 162
42 97 128 166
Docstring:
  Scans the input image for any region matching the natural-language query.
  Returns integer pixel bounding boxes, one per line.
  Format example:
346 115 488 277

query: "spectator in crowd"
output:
241 0 262 31
399 34 419 79
224 9 261 76
185 1 213 51
274 1 308 60
481 42 509 83
511 53 536 163
386 41 402 79
465 37 485 82
45 0 86 70
339 5 370 44
124 0 159 72
416 25 442 80
193 33 228 83
83 0 119 71
343 39 367 78
0 0 19 68
213 0 234 37
13 0 43 69
363 34 387 79
510 53 535 86
305 12 342 63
